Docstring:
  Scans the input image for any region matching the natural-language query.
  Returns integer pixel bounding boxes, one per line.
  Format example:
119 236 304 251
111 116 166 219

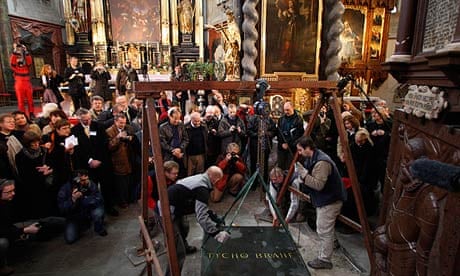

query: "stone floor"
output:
8 190 367 276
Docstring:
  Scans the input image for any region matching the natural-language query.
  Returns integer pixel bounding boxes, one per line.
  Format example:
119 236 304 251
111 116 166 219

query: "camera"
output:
320 111 325 117
78 185 89 194
230 152 239 162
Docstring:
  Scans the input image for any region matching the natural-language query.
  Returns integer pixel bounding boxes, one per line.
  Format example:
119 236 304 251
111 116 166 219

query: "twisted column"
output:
241 0 259 81
323 0 344 81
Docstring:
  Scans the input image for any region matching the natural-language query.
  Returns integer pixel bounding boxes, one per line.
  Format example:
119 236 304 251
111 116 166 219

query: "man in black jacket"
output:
72 108 118 216
0 179 40 275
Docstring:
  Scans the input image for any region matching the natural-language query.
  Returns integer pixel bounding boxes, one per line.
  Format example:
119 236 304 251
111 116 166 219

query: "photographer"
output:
217 104 246 154
10 43 34 118
204 105 221 167
64 56 89 111
212 143 247 202
57 170 107 244
1 179 41 275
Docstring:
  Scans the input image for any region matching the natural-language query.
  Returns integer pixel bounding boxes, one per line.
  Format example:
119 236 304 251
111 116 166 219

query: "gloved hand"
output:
295 162 308 179
215 231 231 243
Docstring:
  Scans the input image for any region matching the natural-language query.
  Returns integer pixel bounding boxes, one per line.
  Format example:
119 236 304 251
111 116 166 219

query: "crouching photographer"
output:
212 143 247 202
57 170 107 244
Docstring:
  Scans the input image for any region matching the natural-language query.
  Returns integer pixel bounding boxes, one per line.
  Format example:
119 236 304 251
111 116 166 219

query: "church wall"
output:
7 0 64 26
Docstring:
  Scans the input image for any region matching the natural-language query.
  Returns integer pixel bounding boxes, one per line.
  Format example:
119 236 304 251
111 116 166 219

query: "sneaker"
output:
307 258 333 269
0 266 14 276
185 245 197 254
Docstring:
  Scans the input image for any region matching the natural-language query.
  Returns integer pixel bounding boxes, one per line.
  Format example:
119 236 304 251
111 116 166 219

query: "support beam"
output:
145 98 180 275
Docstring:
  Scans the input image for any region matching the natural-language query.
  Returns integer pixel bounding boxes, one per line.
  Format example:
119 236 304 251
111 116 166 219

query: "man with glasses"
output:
1 179 41 275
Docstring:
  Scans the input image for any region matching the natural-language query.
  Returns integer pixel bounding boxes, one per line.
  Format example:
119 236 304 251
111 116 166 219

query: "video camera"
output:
254 79 271 116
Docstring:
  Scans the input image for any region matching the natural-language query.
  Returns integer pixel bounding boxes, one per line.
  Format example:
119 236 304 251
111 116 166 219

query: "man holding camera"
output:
57 170 107 244
217 104 246 154
212 143 247 202
1 179 41 275
106 113 136 208
10 43 34 118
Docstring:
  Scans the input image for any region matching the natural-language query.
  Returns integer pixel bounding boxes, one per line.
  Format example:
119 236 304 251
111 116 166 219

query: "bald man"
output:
159 166 229 275
185 112 208 175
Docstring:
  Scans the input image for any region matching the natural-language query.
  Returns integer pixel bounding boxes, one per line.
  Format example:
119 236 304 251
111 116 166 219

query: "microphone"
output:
337 74 354 91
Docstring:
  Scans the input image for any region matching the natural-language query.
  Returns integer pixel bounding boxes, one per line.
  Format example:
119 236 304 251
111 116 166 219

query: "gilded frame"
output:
260 0 322 79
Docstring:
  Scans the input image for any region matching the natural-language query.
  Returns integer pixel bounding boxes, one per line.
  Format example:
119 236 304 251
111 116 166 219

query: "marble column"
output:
389 0 418 62
0 0 15 91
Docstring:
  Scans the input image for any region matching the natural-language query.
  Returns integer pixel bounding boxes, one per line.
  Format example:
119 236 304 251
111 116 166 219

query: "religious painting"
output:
370 8 385 60
339 7 367 63
261 0 321 76
109 0 160 42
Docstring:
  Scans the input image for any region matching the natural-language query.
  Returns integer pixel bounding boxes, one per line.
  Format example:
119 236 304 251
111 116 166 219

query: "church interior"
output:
0 0 459 275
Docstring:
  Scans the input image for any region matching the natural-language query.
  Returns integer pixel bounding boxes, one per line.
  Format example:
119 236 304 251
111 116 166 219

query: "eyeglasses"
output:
2 189 15 194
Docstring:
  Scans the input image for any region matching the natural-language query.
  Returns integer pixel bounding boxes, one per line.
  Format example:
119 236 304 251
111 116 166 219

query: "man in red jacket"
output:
10 43 34 118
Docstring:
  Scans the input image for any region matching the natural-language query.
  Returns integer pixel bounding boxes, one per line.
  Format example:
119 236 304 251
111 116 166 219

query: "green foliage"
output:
186 61 214 81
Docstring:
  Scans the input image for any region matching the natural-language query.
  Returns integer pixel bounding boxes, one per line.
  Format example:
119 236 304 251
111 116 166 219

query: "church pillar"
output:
0 0 14 92
161 0 171 46
171 0 179 46
389 0 417 62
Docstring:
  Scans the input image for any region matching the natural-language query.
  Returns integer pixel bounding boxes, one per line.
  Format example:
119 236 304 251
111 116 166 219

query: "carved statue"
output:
374 137 449 276
178 0 194 34
70 0 89 33
224 10 241 80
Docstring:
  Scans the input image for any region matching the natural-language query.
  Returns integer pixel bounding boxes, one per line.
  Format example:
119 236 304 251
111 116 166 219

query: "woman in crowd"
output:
15 130 54 219
42 110 68 136
90 61 112 107
12 110 41 136
40 64 64 106
366 106 392 192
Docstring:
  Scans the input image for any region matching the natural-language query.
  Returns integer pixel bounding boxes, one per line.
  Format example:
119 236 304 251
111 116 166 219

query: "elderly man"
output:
115 95 138 124
295 136 346 269
277 101 304 170
217 104 246 154
185 112 207 175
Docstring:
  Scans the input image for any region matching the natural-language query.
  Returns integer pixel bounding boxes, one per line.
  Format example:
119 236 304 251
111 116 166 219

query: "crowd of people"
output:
1 54 393 274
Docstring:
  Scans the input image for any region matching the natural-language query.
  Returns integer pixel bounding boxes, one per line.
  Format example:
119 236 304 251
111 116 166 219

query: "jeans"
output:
64 206 105 244
0 238 9 267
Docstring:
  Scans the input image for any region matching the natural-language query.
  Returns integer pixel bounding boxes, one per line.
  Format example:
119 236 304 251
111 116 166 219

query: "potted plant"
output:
186 61 214 81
